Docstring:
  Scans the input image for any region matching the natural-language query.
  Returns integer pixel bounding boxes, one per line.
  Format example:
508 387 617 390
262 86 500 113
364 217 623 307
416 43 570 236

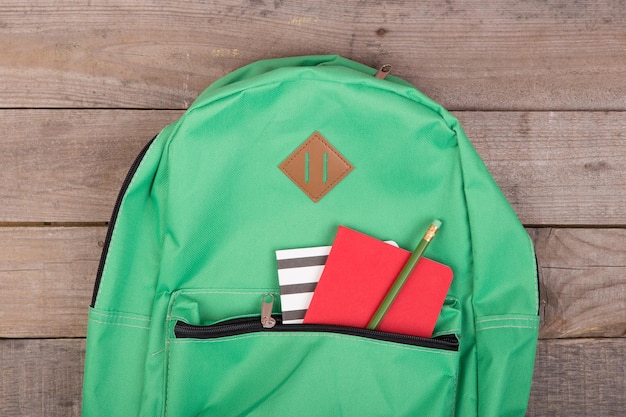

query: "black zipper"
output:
174 317 459 351
90 135 158 307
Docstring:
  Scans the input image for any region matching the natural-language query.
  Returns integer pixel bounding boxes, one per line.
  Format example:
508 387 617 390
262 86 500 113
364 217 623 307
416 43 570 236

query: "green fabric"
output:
83 55 539 416
166 290 460 416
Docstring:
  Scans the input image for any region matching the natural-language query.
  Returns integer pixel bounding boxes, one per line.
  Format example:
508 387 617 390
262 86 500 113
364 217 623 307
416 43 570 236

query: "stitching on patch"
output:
279 132 353 201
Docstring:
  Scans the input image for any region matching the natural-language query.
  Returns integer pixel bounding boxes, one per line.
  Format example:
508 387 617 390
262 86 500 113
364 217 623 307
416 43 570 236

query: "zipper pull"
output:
375 64 392 79
260 294 276 328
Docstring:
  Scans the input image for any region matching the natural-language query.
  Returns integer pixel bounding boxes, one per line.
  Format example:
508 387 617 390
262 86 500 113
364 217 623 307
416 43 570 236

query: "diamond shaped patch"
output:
279 132 353 202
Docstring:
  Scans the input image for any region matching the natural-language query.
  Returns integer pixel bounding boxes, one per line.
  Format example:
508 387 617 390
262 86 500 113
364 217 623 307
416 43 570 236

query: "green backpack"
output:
82 55 539 417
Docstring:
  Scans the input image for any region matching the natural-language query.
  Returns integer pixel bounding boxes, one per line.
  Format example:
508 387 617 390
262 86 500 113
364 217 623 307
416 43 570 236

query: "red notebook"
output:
303 226 453 338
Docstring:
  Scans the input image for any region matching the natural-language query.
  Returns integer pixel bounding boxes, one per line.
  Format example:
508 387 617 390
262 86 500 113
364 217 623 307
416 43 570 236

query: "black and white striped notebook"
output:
275 245 330 324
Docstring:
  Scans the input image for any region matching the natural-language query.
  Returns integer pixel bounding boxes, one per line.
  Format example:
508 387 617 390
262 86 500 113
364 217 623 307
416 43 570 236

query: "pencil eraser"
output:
433 219 442 229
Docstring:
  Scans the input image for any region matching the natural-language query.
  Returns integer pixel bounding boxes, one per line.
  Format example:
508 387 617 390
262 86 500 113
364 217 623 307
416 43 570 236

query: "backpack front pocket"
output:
165 290 459 417
164 292 460 417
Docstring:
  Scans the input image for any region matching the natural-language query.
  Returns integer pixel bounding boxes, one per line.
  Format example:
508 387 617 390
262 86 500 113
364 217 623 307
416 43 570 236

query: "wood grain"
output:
532 228 626 338
0 226 623 339
0 109 181 223
1 338 623 416
1 110 624 224
0 339 84 417
528 338 626 417
0 227 104 338
456 111 626 226
0 1 624 110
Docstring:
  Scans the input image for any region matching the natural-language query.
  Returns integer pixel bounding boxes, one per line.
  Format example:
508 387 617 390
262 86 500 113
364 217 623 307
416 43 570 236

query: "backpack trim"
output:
91 135 157 307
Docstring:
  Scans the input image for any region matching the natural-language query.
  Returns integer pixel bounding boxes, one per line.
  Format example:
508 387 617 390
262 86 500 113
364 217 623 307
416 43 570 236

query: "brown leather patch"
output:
279 132 353 202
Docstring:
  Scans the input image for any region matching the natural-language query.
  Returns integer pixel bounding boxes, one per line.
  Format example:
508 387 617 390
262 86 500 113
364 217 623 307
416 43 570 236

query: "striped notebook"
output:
276 239 398 324
275 245 330 324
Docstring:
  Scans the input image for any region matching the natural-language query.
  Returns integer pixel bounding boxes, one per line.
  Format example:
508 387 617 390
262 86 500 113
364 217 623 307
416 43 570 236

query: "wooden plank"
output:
0 339 84 417
456 111 626 226
0 1 623 110
0 109 182 223
528 338 626 416
1 110 624 224
0 227 104 338
0 226 624 339
0 338 623 416
532 228 626 339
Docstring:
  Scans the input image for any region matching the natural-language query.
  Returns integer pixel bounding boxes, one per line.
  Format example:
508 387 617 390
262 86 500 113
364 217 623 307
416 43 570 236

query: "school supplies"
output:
303 226 453 338
276 240 399 324
368 220 442 330
275 245 331 324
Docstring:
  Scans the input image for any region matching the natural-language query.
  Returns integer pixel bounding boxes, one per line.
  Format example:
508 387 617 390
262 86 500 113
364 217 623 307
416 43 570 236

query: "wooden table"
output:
1 1 624 415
